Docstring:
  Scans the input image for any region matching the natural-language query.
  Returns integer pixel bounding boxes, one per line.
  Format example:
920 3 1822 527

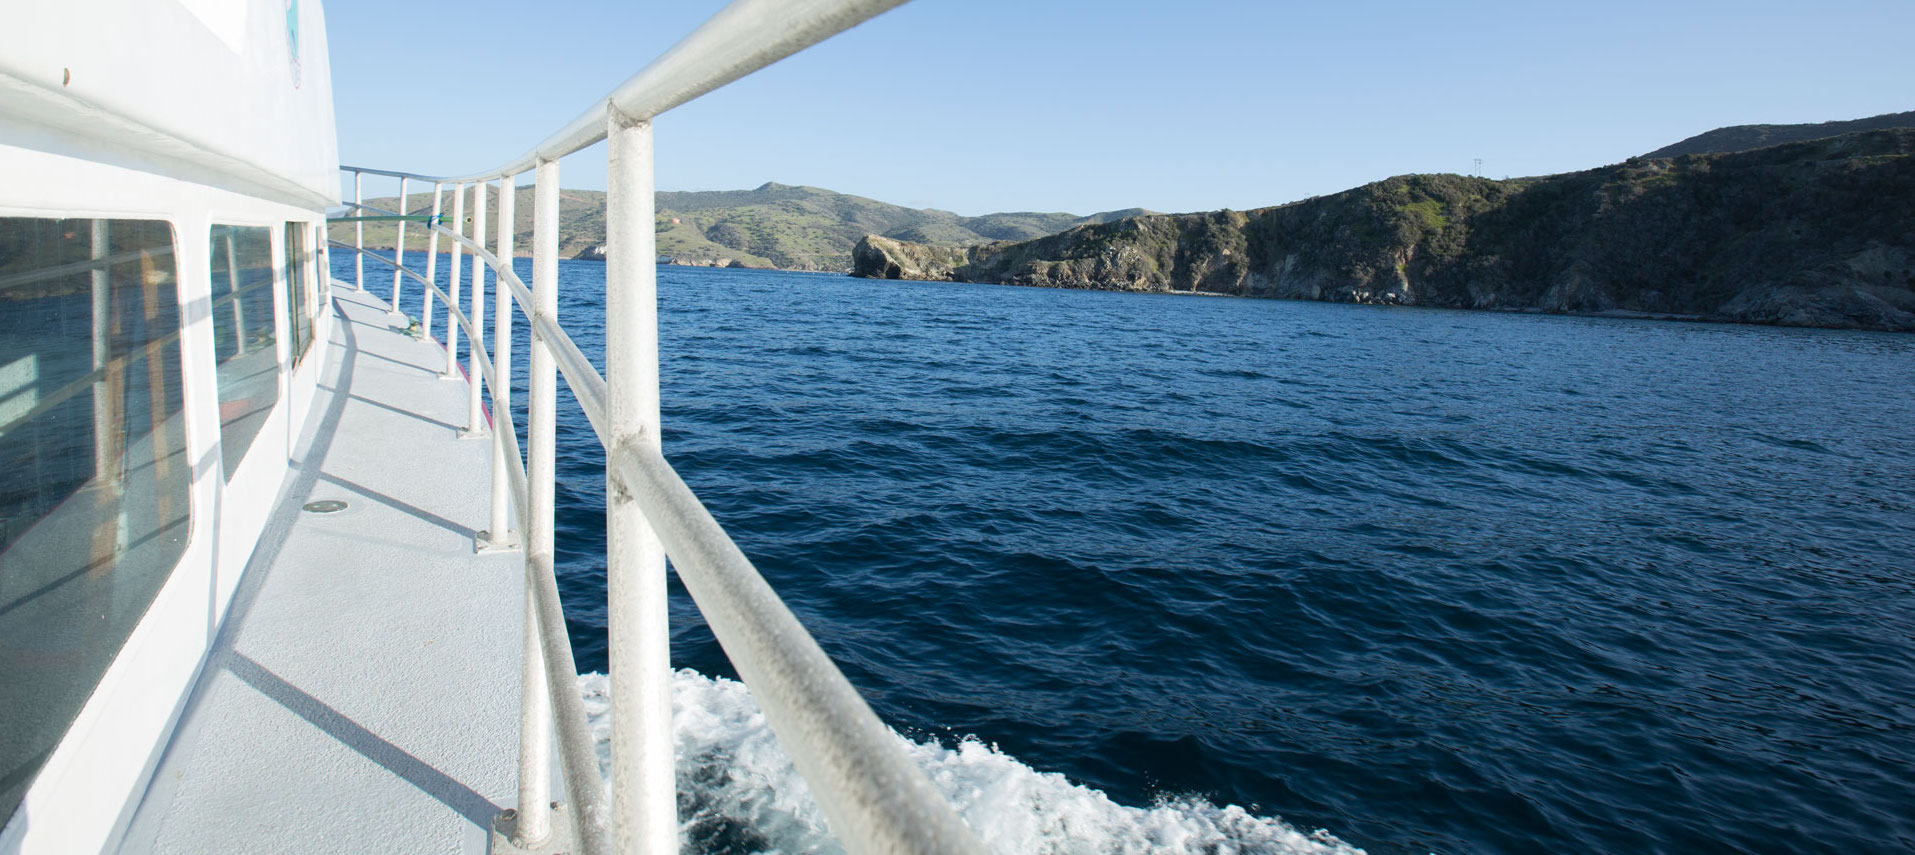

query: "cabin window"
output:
210 225 280 480
283 222 313 367
0 217 189 820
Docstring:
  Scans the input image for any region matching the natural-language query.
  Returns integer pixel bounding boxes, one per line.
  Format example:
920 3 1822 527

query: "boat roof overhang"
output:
0 0 340 211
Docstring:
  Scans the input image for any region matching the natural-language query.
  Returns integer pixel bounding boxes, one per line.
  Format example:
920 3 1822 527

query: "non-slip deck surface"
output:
120 284 523 854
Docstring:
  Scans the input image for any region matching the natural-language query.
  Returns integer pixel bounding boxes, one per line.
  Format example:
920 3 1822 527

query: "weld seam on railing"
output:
609 446 988 855
333 243 611 854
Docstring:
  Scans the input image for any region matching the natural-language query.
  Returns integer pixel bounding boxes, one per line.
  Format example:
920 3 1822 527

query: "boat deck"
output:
117 284 525 854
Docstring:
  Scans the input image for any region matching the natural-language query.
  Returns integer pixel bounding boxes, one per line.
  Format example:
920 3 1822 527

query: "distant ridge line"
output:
332 182 1156 272
1645 110 1915 158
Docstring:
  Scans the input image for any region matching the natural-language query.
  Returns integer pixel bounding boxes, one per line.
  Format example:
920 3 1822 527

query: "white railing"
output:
328 2 989 855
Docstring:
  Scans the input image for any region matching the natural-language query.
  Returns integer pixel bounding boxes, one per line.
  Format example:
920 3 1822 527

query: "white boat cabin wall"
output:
0 0 341 851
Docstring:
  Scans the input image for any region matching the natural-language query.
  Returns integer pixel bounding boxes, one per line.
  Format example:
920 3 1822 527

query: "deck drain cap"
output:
302 500 348 514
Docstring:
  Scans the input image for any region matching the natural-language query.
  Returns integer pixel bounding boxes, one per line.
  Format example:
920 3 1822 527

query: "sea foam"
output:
579 670 1363 854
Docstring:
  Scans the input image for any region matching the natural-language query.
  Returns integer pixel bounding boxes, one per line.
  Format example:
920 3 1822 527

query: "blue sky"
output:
326 0 1915 216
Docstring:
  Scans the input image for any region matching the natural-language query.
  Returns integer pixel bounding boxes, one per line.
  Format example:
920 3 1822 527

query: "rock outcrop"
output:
854 129 1915 331
850 235 978 281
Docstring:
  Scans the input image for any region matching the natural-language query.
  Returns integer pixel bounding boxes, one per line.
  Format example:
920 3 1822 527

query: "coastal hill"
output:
646 182 1149 270
852 128 1915 331
331 182 1151 272
1645 110 1915 158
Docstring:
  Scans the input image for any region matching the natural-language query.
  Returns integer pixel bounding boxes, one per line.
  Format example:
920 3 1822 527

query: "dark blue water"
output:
347 253 1915 854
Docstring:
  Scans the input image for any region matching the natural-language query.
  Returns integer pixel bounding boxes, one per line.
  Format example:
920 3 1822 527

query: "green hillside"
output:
329 182 1150 272
856 128 1915 331
329 185 604 260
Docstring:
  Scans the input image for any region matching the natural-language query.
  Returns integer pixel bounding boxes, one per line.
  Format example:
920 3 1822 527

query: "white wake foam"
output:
578 670 1364 854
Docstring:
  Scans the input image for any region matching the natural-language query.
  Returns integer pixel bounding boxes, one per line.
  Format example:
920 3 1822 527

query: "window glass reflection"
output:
210 225 279 479
284 223 312 366
0 217 188 821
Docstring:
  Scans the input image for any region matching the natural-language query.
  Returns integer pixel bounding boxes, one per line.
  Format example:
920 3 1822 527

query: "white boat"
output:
0 1 987 853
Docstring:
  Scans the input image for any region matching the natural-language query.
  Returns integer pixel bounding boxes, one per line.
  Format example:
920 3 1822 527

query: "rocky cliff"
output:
854 129 1915 331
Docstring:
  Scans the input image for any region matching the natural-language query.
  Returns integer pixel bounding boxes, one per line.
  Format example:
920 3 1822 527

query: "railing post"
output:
481 177 519 551
444 183 467 380
90 220 114 482
423 182 444 343
224 233 246 355
512 158 563 848
353 170 364 291
605 111 675 855
463 181 490 439
392 175 410 312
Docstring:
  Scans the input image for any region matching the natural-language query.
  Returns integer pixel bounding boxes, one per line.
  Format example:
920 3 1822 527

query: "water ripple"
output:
450 259 1915 855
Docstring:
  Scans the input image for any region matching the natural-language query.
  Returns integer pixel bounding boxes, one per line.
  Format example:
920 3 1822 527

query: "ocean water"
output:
351 254 1915 854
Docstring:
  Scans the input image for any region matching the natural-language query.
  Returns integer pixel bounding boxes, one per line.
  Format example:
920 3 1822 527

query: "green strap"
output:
327 214 441 223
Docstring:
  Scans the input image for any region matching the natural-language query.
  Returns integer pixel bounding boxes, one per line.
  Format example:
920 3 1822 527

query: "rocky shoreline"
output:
854 129 1915 332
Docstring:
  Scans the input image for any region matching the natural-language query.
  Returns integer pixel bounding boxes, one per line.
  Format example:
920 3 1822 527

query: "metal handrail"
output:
343 0 907 184
340 198 989 853
343 202 610 442
354 208 984 853
608 447 987 854
330 242 614 854
327 242 521 509
332 0 990 851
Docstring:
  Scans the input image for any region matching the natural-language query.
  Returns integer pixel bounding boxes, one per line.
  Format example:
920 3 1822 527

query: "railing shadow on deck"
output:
326 1 999 854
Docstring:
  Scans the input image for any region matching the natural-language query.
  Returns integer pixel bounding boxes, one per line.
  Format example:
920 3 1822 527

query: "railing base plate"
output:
476 529 522 554
487 802 577 855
